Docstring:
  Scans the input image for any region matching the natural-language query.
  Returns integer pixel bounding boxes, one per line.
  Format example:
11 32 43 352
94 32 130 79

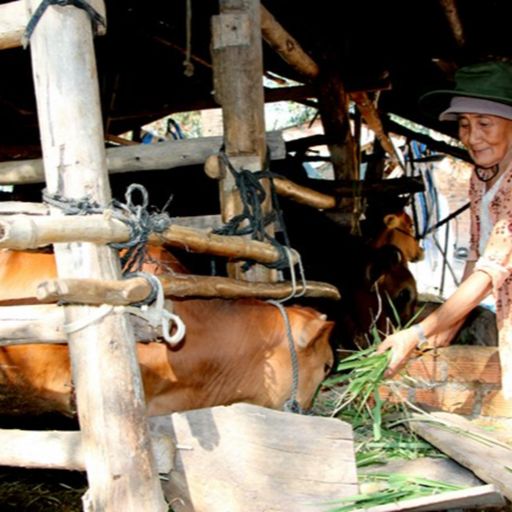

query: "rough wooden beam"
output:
0 1 26 49
260 5 319 79
36 274 341 303
350 92 404 170
205 154 337 209
384 116 470 162
0 215 293 266
259 6 398 181
0 131 286 185
439 0 465 48
212 0 275 282
25 0 165 508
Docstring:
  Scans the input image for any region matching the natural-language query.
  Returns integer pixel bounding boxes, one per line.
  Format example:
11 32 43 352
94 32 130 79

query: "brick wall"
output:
380 345 512 419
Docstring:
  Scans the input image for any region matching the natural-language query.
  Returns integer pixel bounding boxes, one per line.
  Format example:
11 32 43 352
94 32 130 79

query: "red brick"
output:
414 385 476 415
405 353 447 382
378 384 410 404
443 346 501 385
481 390 512 418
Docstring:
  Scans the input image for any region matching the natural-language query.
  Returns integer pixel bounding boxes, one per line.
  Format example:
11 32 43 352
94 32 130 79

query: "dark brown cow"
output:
279 200 418 349
0 249 334 417
370 211 424 263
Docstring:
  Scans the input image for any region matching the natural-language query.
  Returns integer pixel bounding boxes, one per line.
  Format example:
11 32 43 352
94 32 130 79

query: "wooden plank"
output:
159 403 358 512
360 484 504 512
409 411 512 500
0 131 285 185
359 456 484 488
25 0 166 509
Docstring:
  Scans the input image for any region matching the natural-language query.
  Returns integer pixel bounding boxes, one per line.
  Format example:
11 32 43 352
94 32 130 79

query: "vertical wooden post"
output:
211 0 277 282
24 2 166 510
317 70 359 229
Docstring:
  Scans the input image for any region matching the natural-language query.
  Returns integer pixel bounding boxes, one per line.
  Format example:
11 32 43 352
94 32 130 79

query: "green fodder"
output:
323 473 463 512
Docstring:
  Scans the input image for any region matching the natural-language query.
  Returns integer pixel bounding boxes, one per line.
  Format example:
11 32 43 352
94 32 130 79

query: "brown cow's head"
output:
373 212 424 263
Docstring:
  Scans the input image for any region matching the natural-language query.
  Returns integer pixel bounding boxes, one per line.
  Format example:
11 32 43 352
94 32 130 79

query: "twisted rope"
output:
22 0 106 48
43 185 185 345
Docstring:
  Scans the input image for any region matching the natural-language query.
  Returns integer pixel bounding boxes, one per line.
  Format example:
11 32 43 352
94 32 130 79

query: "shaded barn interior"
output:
0 1 512 510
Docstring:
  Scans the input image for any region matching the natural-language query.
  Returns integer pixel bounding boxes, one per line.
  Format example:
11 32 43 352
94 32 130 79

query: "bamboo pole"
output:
25 0 166 509
0 214 291 265
0 131 286 185
212 0 276 282
36 274 341 303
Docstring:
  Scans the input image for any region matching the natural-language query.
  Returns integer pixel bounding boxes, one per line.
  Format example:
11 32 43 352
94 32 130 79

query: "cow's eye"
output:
324 362 333 375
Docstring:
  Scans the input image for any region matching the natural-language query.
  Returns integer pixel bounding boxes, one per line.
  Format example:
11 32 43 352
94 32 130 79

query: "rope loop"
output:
43 184 172 273
23 0 107 48
213 149 290 271
62 273 186 347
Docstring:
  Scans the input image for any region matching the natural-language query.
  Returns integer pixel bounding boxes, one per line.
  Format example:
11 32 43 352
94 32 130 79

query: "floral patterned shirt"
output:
468 162 512 398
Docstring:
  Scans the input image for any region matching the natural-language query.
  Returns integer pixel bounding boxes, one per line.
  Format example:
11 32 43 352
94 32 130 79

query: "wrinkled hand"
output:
376 327 419 378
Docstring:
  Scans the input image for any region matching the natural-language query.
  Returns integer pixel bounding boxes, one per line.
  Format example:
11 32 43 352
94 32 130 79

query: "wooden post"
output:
211 0 276 282
24 1 166 510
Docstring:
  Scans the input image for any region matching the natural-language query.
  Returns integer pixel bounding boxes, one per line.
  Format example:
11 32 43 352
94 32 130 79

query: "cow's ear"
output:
383 214 400 229
293 310 334 350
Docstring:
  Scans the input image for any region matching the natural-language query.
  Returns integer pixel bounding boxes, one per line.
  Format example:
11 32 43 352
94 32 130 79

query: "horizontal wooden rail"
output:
0 131 285 185
36 274 341 304
0 214 293 266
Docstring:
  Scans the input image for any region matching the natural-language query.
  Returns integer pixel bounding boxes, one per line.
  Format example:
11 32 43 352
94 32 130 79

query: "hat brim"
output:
419 89 512 120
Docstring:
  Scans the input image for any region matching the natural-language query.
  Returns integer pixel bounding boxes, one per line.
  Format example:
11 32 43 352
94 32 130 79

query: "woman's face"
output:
458 113 512 168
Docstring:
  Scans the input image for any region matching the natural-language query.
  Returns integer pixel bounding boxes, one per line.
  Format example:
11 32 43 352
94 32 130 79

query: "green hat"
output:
419 61 512 120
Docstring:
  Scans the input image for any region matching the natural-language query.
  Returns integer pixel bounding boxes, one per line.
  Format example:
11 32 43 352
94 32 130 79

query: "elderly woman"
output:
377 61 512 398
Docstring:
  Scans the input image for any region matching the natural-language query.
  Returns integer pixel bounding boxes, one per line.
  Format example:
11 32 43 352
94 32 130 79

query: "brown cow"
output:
370 211 424 263
0 249 334 417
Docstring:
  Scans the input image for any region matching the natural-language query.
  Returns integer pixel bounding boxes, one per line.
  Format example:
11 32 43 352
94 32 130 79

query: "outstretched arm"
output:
377 269 492 377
